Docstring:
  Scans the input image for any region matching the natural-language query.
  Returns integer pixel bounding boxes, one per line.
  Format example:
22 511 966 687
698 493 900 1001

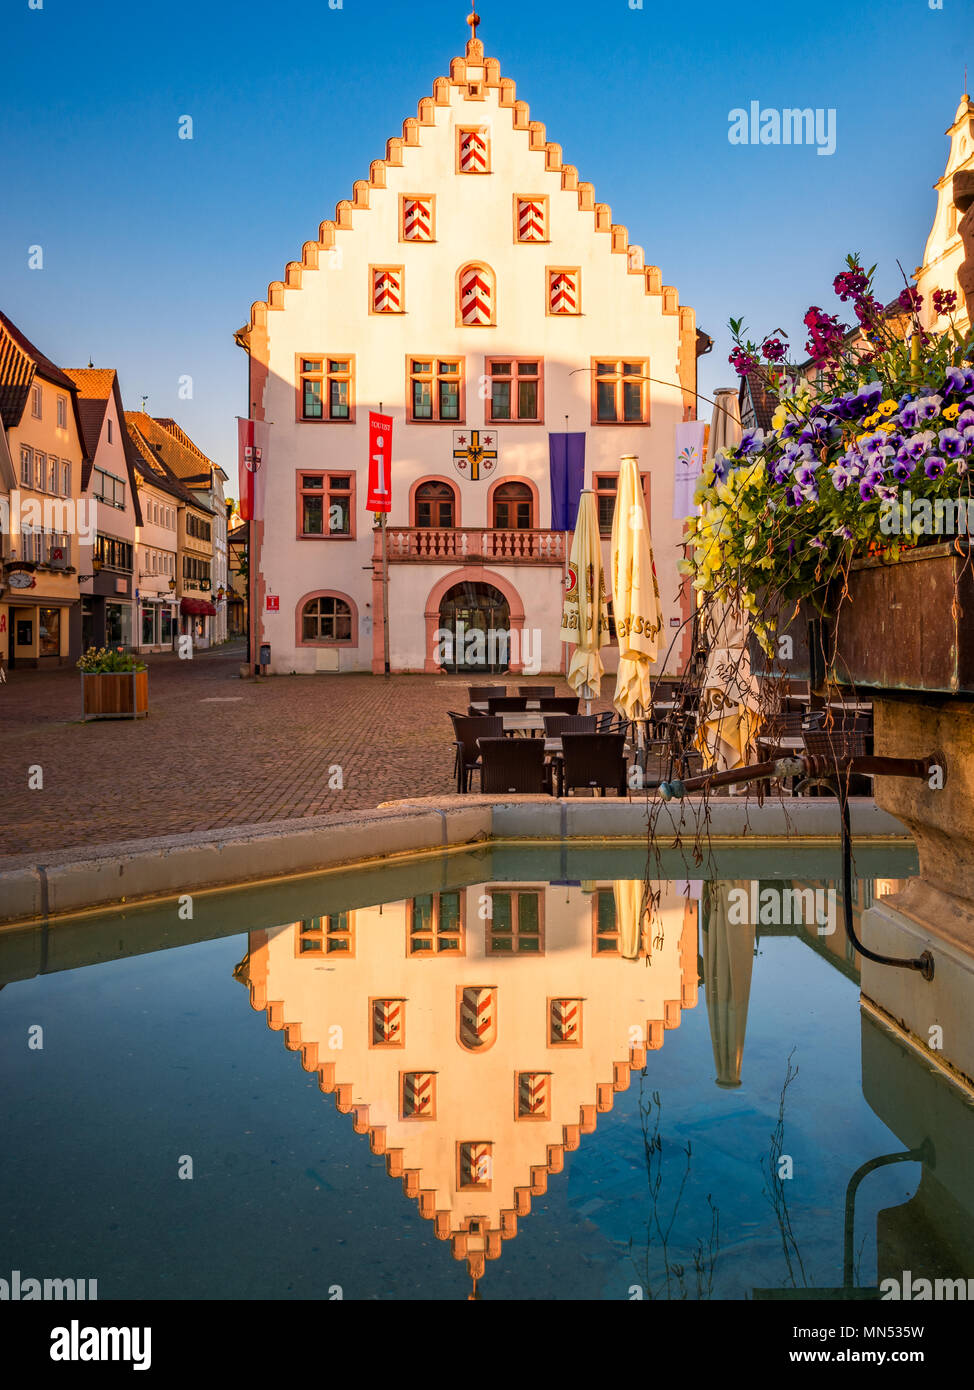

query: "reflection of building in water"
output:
238 881 698 1288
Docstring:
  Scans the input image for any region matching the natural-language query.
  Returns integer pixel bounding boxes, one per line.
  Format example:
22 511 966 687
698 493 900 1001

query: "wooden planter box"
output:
81 670 149 721
824 541 974 695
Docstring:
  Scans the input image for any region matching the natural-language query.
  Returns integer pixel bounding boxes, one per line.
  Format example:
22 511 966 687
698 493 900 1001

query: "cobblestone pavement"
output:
0 648 628 859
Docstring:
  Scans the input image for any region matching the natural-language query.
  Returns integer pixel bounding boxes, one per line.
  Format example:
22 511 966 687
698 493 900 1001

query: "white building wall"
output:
250 42 694 675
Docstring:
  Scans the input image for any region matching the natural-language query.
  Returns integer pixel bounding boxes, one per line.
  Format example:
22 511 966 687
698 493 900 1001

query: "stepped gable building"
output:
63 368 144 652
236 15 703 676
915 93 974 333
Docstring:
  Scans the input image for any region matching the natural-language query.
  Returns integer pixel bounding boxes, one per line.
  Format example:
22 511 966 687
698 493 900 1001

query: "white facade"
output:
242 29 698 676
916 93 974 332
134 480 179 651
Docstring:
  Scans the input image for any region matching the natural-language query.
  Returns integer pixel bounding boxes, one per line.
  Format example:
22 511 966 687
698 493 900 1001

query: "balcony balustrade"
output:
379 527 566 565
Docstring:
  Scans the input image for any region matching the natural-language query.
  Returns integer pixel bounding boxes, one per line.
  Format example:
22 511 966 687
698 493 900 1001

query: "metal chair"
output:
450 713 502 793
561 733 627 797
477 736 547 794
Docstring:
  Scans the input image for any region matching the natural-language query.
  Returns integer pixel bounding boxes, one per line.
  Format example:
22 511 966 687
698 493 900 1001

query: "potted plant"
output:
78 646 149 720
682 256 974 695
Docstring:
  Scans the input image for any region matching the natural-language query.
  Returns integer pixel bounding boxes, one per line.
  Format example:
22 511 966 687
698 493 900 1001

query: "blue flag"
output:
549 433 585 530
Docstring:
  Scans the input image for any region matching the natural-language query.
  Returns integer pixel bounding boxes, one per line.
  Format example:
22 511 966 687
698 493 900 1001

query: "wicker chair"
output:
486 695 530 714
450 713 502 793
797 726 870 797
468 685 507 704
538 695 580 715
517 685 555 699
543 713 597 738
561 732 627 796
477 736 548 794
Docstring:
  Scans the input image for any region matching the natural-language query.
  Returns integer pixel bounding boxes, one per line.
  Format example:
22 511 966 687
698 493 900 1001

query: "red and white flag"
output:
237 417 269 521
367 412 393 512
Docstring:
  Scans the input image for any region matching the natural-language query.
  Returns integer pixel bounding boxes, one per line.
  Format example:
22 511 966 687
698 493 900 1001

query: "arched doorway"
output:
438 581 511 673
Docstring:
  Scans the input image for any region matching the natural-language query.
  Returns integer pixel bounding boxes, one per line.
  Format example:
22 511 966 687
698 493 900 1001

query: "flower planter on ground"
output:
81 670 149 721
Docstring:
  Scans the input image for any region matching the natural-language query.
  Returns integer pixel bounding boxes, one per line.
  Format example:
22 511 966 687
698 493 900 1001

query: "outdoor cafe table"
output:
500 711 545 734
471 700 543 713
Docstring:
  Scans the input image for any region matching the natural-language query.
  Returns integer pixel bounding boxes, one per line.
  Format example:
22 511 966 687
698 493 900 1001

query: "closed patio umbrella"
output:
702 880 755 1087
695 389 761 772
613 879 650 960
560 489 609 713
611 454 663 739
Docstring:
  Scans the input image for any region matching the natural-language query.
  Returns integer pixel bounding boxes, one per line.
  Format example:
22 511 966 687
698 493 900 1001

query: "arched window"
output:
301 594 353 643
415 480 456 529
492 481 533 530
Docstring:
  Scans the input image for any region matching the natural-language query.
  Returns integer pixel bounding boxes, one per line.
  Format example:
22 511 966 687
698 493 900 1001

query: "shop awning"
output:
180 597 216 616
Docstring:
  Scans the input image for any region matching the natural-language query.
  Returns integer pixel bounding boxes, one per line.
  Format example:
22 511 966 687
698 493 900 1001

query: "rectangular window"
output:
20 446 32 487
407 892 464 956
297 356 355 422
31 383 42 419
487 359 542 423
34 451 47 490
486 889 543 954
593 359 648 424
298 472 355 538
594 471 651 537
61 461 70 496
592 888 649 955
186 513 212 541
328 359 352 419
107 418 113 443
92 468 126 509
408 357 464 423
48 457 58 493
94 535 134 571
295 915 353 956
57 396 67 429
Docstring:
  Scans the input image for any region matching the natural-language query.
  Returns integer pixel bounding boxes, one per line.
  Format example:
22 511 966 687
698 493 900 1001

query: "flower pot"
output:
81 669 149 720
826 540 974 695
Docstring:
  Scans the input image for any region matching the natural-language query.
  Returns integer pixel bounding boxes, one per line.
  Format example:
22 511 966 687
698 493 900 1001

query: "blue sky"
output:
1 0 971 473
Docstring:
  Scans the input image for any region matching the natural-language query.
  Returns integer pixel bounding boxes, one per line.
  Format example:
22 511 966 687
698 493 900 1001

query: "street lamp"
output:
76 556 104 582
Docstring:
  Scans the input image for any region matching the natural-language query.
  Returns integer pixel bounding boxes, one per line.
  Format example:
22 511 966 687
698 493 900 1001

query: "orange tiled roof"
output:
125 414 210 509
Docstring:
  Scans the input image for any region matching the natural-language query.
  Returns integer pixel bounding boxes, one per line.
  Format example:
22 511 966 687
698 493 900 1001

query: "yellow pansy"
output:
944 403 960 421
878 399 898 417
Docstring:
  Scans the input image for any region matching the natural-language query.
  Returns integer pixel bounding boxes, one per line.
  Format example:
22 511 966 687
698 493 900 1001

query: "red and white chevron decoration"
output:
372 268 402 313
517 1071 551 1118
402 197 433 241
402 1071 435 1118
372 998 404 1046
458 986 496 1049
458 127 489 173
459 266 493 326
517 198 546 242
550 998 582 1045
459 1142 493 1188
548 270 579 314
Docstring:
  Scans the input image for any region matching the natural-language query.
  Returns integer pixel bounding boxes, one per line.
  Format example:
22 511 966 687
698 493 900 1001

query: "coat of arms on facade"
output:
452 429 498 481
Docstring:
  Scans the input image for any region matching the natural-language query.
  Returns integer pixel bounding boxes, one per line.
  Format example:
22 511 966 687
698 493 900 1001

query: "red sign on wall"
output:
265 595 280 612
367 412 393 513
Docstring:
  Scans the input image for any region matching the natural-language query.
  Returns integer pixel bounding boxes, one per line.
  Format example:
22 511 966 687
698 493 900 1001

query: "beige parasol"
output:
611 454 663 727
702 880 755 1087
613 879 650 960
560 489 610 711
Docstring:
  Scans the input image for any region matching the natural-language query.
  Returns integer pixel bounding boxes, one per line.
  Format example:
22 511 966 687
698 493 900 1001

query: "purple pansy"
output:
938 428 967 459
915 394 943 423
943 366 974 397
924 455 946 480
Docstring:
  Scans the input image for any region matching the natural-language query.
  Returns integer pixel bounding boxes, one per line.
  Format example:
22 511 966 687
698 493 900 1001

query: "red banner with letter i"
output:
367 412 393 513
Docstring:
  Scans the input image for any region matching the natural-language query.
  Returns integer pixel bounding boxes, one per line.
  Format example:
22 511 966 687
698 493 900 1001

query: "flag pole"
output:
379 401 391 678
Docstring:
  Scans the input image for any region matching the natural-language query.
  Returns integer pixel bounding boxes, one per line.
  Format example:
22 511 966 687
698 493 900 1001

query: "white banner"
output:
673 420 706 520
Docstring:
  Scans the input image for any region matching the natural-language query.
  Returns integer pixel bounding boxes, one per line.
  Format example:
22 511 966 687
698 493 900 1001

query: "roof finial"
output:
467 9 480 41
